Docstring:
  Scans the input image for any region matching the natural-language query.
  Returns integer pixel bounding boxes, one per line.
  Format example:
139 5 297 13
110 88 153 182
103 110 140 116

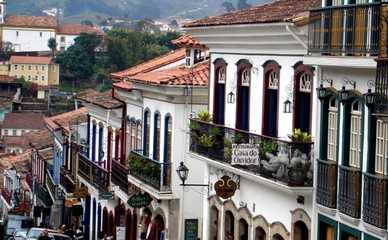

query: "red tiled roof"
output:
24 129 52 150
77 90 123 109
110 48 186 80
58 24 104 36
5 15 58 29
113 81 133 91
0 75 16 83
184 0 320 28
129 60 209 86
45 107 88 133
2 136 27 147
2 112 45 130
172 35 205 48
10 55 53 65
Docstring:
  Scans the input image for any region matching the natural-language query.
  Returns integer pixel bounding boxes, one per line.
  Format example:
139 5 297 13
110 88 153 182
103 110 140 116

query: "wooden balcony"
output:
128 151 171 192
316 159 338 209
363 172 388 229
189 119 314 187
112 159 129 193
60 167 76 193
338 165 361 218
78 153 110 191
308 3 381 56
1 189 12 205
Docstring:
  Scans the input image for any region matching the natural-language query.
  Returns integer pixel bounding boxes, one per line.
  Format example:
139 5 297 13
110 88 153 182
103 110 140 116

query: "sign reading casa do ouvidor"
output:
231 144 260 165
214 175 237 199
127 192 153 208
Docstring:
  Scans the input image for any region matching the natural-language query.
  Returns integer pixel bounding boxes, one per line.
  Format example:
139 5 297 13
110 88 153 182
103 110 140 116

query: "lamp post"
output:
339 86 350 102
364 89 376 107
176 162 209 187
317 84 327 100
227 92 235 104
283 99 292 113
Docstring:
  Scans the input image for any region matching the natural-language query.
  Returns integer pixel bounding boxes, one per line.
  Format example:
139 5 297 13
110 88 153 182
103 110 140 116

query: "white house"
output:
56 24 103 51
184 0 321 239
304 0 388 240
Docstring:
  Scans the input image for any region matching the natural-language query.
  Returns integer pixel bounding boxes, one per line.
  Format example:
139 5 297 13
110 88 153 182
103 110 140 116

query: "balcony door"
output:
163 114 172 188
262 61 280 137
374 119 388 175
213 59 227 125
293 63 314 134
236 59 251 131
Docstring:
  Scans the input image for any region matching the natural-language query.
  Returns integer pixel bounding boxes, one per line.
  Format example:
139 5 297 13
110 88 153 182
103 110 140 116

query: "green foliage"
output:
197 110 212 122
198 135 214 148
0 42 13 61
48 38 57 56
16 77 38 97
259 140 278 159
289 129 312 143
56 33 102 81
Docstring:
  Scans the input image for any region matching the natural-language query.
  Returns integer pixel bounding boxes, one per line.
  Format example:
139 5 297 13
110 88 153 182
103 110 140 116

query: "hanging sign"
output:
231 144 260 165
73 187 89 198
214 175 237 199
184 219 198 240
99 191 114 200
127 192 152 208
116 226 126 240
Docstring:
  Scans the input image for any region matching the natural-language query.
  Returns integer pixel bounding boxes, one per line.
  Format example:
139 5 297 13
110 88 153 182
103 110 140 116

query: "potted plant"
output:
197 110 212 122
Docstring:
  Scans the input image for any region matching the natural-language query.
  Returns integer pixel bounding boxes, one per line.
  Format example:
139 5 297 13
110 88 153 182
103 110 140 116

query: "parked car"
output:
7 230 27 240
25 228 58 240
5 215 33 238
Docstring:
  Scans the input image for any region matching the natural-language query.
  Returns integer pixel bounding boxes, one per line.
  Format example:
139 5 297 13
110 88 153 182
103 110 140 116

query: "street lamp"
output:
317 84 327 100
227 91 235 104
283 99 292 113
364 89 376 107
339 86 350 102
176 162 209 187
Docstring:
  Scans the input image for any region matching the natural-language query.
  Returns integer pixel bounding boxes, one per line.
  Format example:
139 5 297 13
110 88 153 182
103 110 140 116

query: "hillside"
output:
6 0 268 23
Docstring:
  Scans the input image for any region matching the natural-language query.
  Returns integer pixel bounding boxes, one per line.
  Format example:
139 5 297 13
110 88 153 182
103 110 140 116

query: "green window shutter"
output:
339 223 361 239
364 233 380 240
320 99 329 160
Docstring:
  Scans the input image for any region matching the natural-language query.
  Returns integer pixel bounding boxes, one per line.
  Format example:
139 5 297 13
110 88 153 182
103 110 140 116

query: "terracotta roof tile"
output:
10 55 53 65
113 81 133 91
45 107 88 133
129 60 209 87
25 129 52 150
184 0 320 28
110 48 186 80
2 136 27 148
5 15 57 29
2 112 45 130
172 35 205 48
58 24 104 36
77 90 123 109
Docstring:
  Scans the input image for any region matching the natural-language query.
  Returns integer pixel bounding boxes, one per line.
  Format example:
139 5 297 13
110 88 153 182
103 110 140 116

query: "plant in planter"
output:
288 149 311 186
259 140 278 160
197 110 212 122
289 129 312 142
198 134 214 148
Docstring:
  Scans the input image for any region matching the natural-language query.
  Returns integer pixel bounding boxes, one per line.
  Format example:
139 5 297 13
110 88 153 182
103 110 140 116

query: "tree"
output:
48 38 57 57
56 33 102 82
81 20 94 27
222 1 236 12
0 42 13 61
237 0 251 10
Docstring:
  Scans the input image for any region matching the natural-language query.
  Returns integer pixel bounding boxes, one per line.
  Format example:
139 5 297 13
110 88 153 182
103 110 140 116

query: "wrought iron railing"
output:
36 183 53 206
363 172 388 229
1 189 12 205
112 159 129 193
128 151 171 191
60 167 76 193
46 170 57 201
78 153 110 191
338 165 361 218
316 159 338 208
308 3 380 56
189 119 314 187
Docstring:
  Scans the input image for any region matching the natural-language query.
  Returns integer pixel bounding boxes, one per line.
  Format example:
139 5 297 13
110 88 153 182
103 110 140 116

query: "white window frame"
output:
241 68 250 87
327 97 338 162
375 119 388 175
349 101 362 168
218 67 226 84
268 71 279 90
299 73 312 93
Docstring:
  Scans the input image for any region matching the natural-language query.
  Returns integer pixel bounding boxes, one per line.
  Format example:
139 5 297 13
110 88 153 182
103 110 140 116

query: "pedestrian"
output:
38 230 51 240
75 227 84 240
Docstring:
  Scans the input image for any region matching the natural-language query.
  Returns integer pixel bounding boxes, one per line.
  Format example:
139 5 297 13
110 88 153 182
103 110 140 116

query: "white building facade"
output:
184 0 321 239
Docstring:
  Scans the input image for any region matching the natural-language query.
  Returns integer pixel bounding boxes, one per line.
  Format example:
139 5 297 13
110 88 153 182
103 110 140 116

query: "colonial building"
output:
184 0 320 239
9 55 59 87
56 24 103 51
305 0 388 239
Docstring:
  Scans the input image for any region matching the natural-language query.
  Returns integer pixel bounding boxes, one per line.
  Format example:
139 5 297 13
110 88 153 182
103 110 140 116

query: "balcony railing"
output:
78 153 110 191
189 119 314 187
46 170 58 201
338 165 361 218
112 159 129 193
60 168 76 193
36 184 53 206
128 151 171 191
1 189 12 205
308 3 380 56
363 172 388 229
316 159 337 208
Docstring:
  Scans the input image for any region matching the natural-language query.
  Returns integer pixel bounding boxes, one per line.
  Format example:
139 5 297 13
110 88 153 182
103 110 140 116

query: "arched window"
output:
137 121 142 152
236 59 252 131
130 119 137 151
213 59 227 125
153 112 161 161
115 129 121 162
327 97 339 162
293 63 314 133
107 127 113 170
98 123 104 163
143 110 151 156
209 207 219 240
163 114 172 187
224 210 235 239
262 61 281 137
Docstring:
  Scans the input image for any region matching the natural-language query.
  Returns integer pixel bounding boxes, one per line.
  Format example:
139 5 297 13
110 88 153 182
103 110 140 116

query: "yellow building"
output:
9 55 59 86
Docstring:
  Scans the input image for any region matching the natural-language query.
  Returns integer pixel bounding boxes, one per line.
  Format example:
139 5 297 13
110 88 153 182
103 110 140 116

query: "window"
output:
61 36 65 42
131 121 136 150
41 76 45 81
164 115 172 163
12 129 16 136
4 129 8 136
28 65 31 70
349 101 362 168
98 124 104 161
213 59 227 125
153 112 161 161
42 66 45 71
28 75 31 81
35 66 38 71
143 110 151 156
218 66 226 84
299 73 312 93
236 59 252 131
137 122 142 152
40 32 42 37
241 68 250 87
21 65 24 71
268 71 279 90
14 65 17 70
35 76 38 81
327 98 338 162
375 120 388 174
16 31 19 37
